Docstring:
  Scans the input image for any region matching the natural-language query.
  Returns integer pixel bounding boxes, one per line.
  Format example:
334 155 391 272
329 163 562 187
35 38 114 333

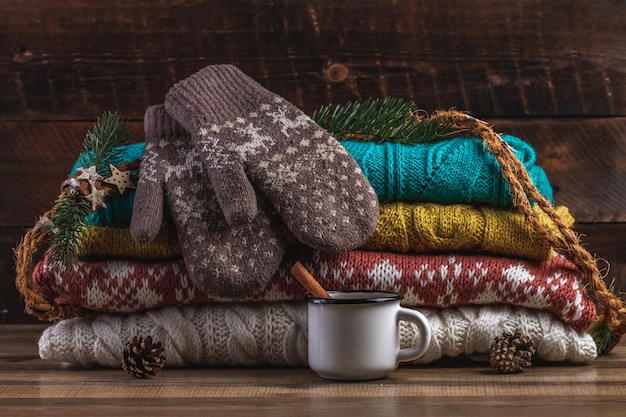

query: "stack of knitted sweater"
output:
33 129 598 368
26 66 597 368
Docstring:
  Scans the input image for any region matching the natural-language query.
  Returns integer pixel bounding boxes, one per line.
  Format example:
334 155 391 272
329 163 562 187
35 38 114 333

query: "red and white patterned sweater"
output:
33 245 595 331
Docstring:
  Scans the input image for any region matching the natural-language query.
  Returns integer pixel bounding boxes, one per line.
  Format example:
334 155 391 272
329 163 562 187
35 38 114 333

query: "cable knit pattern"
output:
363 203 574 260
341 135 553 205
38 303 596 367
33 247 596 331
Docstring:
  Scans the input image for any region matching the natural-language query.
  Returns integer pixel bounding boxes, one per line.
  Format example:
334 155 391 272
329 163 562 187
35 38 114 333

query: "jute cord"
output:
432 110 626 353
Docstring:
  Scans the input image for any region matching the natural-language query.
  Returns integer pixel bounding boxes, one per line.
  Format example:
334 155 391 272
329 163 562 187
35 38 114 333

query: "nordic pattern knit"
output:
164 64 379 252
129 104 286 298
341 135 553 205
32 247 596 331
363 203 574 261
38 303 597 368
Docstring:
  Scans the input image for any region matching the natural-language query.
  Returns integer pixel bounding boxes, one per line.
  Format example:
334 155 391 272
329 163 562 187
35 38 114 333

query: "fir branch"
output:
81 111 131 176
589 321 615 354
48 190 91 269
312 97 460 144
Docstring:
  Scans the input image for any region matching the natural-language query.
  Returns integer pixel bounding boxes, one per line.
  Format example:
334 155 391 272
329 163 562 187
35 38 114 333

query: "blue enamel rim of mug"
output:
306 290 402 304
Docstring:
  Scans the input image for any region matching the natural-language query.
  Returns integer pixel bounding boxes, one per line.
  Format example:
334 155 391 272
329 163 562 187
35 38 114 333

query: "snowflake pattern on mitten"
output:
130 105 285 298
165 64 379 252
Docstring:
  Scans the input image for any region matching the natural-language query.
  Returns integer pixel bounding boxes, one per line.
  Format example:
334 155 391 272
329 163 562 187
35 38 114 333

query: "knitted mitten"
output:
130 105 285 297
164 64 379 252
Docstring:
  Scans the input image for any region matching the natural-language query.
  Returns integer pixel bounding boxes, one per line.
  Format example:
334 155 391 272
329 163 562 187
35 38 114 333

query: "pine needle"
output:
589 321 614 354
48 190 91 269
312 98 460 144
81 111 131 175
48 111 131 268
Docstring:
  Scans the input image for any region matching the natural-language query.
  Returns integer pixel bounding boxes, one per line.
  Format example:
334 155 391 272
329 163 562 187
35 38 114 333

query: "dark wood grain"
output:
2 0 626 119
0 325 625 417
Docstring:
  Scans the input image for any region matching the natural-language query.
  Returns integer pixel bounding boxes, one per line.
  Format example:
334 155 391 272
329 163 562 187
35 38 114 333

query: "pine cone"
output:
489 330 536 374
122 336 166 378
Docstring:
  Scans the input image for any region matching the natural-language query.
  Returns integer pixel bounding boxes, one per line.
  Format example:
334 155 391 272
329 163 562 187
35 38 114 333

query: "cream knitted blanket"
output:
39 302 596 367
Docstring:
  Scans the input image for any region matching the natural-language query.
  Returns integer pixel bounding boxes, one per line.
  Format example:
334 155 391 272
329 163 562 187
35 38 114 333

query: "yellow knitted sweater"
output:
362 203 574 261
76 204 573 262
76 223 181 260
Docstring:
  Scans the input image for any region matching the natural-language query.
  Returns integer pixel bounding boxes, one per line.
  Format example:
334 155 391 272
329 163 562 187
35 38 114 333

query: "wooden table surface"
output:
1 325 626 416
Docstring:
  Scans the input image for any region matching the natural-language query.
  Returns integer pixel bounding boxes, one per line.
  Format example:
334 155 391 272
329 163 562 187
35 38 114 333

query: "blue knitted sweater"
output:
340 134 553 206
69 134 552 227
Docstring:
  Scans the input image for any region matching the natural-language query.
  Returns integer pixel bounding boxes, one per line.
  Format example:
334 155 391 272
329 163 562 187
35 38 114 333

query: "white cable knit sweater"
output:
39 302 597 367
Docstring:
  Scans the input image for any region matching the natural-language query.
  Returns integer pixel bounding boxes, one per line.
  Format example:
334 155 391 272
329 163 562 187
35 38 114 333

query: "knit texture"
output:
164 64 379 252
38 303 597 368
364 203 574 261
32 247 596 330
72 202 572 262
341 135 553 205
130 105 285 298
65 136 552 228
76 223 181 260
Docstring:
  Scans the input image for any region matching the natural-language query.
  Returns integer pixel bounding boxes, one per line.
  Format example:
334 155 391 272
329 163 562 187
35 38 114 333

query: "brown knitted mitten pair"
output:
132 65 379 298
165 64 379 251
131 105 285 298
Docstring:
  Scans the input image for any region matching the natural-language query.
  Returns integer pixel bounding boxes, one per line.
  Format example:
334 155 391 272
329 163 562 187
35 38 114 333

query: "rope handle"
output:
14 211 82 321
432 110 626 353
14 160 141 322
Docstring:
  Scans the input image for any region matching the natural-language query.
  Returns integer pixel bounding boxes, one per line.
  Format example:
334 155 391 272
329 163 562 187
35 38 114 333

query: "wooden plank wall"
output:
1 0 625 324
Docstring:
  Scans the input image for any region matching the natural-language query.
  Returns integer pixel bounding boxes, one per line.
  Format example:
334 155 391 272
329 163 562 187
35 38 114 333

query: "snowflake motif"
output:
501 263 536 293
102 262 135 282
85 281 116 309
367 259 403 289
262 162 300 191
132 285 164 310
139 147 161 183
266 105 311 136
196 133 233 169
229 123 275 160
170 197 195 225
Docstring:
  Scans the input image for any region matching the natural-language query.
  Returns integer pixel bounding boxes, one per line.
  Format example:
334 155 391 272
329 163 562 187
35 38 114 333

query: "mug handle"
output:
396 308 431 363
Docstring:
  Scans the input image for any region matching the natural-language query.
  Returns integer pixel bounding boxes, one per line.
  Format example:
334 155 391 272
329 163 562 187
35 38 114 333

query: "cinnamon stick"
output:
290 261 332 299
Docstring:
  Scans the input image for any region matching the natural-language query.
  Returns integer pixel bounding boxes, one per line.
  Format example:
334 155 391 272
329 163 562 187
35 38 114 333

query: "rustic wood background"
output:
1 0 625 324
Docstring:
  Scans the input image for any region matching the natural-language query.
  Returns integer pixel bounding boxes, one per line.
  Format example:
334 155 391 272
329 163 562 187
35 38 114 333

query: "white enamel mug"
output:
307 290 431 381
